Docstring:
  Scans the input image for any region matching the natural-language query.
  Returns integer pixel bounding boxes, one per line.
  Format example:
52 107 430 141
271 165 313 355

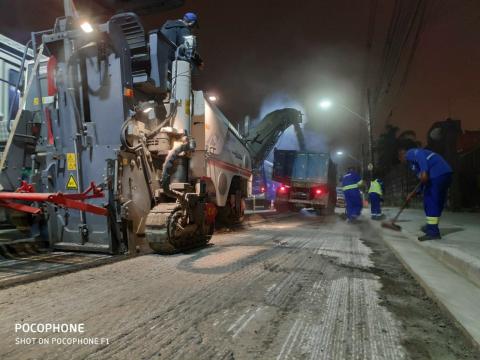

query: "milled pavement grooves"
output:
2 214 479 359
0 216 408 360
0 211 293 289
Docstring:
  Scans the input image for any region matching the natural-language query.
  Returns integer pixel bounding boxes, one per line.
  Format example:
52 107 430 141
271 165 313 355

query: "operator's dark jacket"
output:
160 20 202 67
160 20 191 47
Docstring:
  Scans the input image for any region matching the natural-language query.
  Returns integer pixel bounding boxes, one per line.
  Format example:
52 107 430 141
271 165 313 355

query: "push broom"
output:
381 182 421 231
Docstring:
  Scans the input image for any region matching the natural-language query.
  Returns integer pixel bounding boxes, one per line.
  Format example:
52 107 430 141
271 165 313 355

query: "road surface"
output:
0 212 478 359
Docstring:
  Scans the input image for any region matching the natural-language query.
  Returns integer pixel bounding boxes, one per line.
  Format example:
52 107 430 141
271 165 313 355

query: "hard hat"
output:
183 12 198 26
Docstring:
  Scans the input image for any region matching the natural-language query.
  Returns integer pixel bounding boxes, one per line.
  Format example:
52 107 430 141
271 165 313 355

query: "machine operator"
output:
161 12 203 68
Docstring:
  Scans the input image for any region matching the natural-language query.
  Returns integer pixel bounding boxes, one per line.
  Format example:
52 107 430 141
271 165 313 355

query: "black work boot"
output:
418 234 441 241
420 225 428 233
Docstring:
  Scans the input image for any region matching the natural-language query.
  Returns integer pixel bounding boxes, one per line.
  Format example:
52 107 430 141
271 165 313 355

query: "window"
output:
8 69 20 120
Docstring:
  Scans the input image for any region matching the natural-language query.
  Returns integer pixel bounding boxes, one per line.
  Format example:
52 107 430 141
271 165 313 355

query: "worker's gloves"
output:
419 172 429 184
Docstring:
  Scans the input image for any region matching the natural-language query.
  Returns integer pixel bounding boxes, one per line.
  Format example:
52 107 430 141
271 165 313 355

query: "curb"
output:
371 219 480 351
400 227 480 289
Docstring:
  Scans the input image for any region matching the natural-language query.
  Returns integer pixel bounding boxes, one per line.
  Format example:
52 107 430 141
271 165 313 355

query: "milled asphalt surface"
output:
0 212 478 359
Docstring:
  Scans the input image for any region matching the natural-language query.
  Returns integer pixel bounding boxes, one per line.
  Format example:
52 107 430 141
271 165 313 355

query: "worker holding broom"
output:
341 167 364 223
398 147 453 241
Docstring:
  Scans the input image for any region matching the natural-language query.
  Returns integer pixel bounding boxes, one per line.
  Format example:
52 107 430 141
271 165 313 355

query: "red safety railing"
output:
0 181 108 216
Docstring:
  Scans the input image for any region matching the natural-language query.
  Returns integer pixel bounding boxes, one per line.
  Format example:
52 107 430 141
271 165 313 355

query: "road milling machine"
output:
0 1 303 254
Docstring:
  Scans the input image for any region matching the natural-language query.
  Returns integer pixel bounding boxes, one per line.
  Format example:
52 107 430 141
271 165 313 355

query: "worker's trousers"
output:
369 192 382 217
423 172 452 236
344 188 362 220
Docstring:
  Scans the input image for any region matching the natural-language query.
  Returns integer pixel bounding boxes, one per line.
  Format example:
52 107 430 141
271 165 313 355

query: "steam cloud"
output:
251 93 329 162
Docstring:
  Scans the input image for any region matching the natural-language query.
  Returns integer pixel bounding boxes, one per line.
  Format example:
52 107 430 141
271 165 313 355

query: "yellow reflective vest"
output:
368 179 383 196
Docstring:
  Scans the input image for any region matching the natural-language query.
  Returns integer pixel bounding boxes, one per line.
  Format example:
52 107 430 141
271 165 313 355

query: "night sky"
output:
1 0 479 158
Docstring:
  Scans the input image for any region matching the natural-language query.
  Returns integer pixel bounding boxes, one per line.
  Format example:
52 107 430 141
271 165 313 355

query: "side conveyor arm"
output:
245 108 303 169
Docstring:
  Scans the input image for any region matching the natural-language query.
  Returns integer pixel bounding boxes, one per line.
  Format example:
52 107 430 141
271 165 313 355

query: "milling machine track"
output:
145 203 213 254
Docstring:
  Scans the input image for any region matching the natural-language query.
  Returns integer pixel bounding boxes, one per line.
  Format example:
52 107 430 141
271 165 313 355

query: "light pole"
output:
319 98 374 176
335 150 361 164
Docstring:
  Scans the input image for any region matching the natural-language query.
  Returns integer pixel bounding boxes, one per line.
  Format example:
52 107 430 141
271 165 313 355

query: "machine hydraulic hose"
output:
161 137 195 199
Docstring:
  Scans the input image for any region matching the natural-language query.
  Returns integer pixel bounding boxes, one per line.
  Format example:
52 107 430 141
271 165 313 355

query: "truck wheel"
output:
289 204 300 212
217 194 245 226
315 205 334 216
276 202 289 213
326 203 335 215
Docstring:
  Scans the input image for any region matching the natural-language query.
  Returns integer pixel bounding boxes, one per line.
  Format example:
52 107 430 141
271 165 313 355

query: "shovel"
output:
381 182 421 231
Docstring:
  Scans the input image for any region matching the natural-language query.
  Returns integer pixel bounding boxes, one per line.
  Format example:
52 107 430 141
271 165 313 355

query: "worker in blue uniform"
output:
161 12 199 47
399 147 453 241
341 167 363 222
368 177 384 220
161 12 203 68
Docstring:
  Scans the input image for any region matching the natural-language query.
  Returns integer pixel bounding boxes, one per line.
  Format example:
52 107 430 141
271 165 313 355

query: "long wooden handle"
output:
392 182 422 222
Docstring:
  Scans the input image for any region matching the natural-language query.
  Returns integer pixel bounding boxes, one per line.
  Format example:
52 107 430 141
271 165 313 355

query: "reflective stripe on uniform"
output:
343 184 358 191
357 180 363 186
426 216 439 225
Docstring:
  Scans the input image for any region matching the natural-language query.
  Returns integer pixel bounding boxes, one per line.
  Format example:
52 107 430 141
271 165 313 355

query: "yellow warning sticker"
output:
66 174 78 190
66 153 77 170
33 96 54 105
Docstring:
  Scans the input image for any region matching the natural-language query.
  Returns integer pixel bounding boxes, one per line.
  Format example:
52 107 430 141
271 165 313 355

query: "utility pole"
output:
366 88 374 178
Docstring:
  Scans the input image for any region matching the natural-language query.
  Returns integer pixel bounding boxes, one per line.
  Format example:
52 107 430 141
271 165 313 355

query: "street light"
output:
80 21 94 33
319 99 366 124
208 95 217 102
335 149 360 164
318 99 332 109
319 97 374 175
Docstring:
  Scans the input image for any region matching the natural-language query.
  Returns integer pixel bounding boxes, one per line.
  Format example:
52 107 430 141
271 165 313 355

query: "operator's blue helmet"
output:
183 12 198 27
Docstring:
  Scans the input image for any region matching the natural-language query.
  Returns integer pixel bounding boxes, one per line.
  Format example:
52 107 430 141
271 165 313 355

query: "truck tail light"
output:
261 186 265 193
278 185 289 194
312 185 329 197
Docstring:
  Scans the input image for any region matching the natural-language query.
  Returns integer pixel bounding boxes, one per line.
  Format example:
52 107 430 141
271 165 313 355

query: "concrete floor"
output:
0 213 478 359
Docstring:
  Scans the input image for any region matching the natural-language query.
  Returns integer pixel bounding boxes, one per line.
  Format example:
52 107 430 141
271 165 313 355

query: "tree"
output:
375 124 421 176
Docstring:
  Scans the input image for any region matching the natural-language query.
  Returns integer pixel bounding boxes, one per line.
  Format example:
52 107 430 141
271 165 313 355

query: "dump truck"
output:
0 0 302 254
273 150 337 214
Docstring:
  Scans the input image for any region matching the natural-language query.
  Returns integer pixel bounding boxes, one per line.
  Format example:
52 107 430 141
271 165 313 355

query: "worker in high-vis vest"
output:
399 147 453 241
368 177 384 220
341 167 363 222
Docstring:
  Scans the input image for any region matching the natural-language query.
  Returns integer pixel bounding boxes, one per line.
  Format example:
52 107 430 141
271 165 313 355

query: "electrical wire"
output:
372 0 429 123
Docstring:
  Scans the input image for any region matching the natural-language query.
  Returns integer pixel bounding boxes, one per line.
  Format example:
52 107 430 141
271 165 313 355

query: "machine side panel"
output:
204 101 252 206
85 51 127 145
